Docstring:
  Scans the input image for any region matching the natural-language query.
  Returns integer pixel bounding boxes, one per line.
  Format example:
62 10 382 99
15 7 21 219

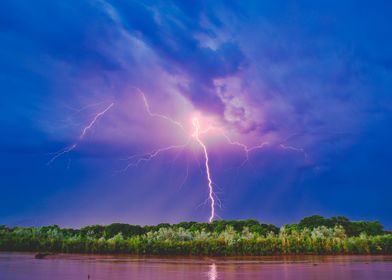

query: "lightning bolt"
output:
48 102 114 164
47 143 78 165
124 89 218 222
192 117 215 223
133 87 187 134
124 89 308 222
79 103 114 139
119 89 190 170
50 85 307 223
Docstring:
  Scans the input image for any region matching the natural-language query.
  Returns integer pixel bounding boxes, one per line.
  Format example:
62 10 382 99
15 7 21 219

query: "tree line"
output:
0 215 390 255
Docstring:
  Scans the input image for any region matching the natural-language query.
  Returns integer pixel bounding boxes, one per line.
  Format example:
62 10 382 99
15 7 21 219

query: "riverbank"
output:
2 234 392 256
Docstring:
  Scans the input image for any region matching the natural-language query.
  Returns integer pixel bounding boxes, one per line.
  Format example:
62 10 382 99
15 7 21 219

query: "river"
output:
1 252 391 279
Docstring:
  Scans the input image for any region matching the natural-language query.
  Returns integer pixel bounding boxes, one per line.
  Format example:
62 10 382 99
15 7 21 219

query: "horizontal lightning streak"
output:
221 133 269 166
122 142 189 170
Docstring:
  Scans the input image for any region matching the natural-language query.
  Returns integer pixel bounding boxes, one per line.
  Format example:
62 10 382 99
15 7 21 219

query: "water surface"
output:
1 252 392 279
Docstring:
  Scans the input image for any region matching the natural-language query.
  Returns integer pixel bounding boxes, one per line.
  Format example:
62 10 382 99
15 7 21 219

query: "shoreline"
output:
2 251 392 258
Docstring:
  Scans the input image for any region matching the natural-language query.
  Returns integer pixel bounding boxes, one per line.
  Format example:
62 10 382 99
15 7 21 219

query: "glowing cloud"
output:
121 89 306 222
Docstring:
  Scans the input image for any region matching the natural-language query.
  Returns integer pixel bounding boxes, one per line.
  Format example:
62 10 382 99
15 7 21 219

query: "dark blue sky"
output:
1 1 392 228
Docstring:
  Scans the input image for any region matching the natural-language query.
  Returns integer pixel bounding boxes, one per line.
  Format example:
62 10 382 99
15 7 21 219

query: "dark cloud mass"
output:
1 0 392 227
107 0 246 114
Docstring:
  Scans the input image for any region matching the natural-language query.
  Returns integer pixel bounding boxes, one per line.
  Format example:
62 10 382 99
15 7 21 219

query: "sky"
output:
1 0 392 228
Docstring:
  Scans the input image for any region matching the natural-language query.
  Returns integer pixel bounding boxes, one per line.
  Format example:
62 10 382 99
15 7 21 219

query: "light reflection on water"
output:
207 263 218 280
1 253 392 280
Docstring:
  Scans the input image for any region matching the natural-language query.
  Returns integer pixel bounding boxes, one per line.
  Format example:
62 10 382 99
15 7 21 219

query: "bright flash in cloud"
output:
49 88 306 222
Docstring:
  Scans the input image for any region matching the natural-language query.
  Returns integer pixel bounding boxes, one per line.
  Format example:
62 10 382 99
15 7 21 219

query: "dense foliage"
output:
296 215 384 236
0 216 390 256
